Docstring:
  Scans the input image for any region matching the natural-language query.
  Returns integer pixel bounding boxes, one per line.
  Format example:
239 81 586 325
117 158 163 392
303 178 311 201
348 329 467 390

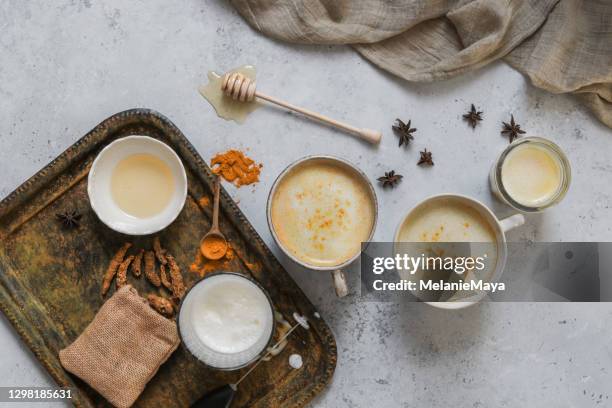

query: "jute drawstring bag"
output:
59 286 179 408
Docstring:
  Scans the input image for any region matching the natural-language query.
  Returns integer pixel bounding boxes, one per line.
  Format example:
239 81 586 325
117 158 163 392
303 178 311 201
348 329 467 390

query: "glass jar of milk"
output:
178 272 275 370
490 137 571 212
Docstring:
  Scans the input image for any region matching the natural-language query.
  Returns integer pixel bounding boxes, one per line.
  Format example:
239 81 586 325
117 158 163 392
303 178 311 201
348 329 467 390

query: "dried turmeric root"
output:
144 250 161 287
132 249 144 278
101 242 132 297
153 236 167 265
147 294 174 318
159 263 172 290
116 255 134 289
166 253 185 300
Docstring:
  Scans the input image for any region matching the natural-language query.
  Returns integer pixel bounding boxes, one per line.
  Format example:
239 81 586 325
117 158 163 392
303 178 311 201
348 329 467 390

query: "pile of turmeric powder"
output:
210 149 262 187
190 244 235 277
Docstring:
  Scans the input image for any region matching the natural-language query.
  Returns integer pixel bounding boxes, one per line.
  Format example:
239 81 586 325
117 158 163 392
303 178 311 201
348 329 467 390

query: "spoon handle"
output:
255 91 382 145
212 177 221 232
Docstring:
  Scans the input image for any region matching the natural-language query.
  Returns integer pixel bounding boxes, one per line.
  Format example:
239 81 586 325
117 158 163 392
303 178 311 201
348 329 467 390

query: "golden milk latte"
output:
397 197 496 243
396 196 499 302
501 143 562 207
270 159 375 268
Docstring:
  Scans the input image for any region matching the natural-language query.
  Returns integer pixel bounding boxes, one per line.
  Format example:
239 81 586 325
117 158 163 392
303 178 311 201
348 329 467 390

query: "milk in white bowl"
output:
88 136 188 235
178 273 275 369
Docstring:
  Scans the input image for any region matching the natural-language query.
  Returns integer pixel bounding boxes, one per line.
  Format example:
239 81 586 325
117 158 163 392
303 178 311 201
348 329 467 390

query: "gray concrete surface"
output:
1 0 611 407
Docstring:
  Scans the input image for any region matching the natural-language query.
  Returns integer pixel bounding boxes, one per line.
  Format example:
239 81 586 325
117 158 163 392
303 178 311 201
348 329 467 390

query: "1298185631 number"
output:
1 387 72 402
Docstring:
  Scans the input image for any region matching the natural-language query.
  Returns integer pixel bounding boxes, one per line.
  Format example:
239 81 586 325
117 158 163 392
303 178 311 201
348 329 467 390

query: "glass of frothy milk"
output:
178 273 275 370
490 137 571 212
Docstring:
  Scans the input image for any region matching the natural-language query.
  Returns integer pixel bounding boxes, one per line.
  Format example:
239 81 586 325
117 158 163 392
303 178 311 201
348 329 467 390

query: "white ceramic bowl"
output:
87 136 187 235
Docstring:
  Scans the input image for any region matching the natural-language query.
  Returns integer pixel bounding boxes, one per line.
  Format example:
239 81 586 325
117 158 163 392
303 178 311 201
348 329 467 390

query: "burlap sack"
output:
230 0 611 128
59 286 179 408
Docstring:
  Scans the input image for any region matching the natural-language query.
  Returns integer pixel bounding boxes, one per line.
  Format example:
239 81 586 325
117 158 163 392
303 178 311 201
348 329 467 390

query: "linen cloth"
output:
59 286 179 408
230 0 612 128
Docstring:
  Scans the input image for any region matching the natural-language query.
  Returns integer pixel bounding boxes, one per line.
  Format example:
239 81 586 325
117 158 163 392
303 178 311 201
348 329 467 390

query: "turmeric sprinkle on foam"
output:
319 220 333 229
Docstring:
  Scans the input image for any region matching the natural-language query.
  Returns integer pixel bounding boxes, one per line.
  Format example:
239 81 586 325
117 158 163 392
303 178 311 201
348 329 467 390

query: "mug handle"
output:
331 269 348 298
499 213 525 233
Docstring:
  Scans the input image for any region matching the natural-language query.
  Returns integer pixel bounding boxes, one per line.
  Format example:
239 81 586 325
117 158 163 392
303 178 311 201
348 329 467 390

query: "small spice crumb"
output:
198 196 210 207
147 294 174 318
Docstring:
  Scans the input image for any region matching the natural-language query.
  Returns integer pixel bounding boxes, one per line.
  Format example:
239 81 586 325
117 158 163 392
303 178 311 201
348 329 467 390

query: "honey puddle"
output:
198 65 260 123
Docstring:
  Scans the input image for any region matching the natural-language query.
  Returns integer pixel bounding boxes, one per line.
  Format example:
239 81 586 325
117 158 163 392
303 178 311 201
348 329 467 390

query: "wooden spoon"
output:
200 177 228 260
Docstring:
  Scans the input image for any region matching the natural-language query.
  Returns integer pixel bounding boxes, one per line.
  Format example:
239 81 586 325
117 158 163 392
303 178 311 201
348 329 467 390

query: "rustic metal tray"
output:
0 109 336 407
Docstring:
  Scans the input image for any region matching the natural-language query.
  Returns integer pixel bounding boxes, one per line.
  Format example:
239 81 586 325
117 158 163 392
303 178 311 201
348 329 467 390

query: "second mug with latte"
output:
394 194 525 309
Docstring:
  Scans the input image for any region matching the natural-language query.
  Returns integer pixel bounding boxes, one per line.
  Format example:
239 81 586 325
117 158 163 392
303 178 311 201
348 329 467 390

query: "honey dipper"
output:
221 72 382 144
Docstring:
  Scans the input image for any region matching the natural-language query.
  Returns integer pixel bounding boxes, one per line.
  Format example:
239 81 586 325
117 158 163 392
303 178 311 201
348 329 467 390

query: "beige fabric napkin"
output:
230 0 611 128
59 286 179 408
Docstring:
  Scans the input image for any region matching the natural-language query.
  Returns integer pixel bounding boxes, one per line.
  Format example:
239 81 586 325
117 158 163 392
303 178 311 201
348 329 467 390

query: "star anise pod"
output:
56 209 82 229
417 149 434 166
377 170 403 188
501 114 526 143
463 104 483 129
392 119 416 147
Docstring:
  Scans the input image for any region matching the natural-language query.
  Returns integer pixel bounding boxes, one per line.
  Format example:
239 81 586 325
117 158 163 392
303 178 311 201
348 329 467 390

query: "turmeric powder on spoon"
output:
200 235 228 260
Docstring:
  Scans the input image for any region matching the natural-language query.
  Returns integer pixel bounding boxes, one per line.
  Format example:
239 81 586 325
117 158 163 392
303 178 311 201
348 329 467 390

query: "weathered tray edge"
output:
0 280 94 408
0 109 337 408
